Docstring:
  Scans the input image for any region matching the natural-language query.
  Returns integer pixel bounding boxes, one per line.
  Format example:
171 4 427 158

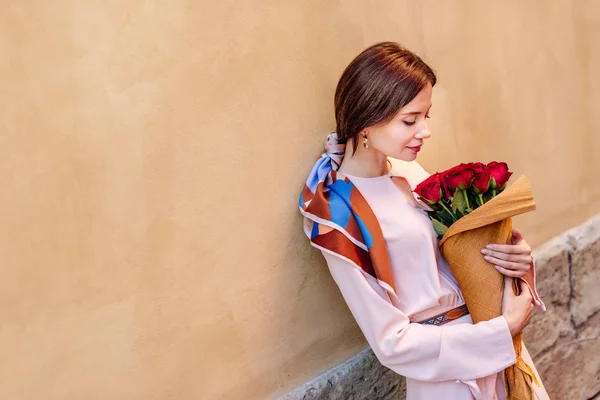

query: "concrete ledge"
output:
278 348 404 400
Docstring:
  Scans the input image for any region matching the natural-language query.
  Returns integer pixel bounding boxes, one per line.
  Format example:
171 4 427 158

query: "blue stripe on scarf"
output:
328 179 374 249
328 179 352 228
311 221 320 238
355 214 373 249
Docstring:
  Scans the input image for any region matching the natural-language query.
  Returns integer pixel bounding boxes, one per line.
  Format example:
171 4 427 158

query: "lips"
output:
408 145 422 153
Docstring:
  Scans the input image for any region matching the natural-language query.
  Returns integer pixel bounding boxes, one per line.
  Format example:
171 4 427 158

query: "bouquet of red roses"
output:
414 162 514 238
415 162 539 400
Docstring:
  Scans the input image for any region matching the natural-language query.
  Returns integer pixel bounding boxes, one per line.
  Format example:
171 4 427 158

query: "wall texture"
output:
0 1 598 400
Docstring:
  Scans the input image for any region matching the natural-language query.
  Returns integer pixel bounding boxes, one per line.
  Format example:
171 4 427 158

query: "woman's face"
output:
365 83 433 161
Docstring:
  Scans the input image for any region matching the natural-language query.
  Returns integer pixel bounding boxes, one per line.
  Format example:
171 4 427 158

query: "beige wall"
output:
1 1 599 399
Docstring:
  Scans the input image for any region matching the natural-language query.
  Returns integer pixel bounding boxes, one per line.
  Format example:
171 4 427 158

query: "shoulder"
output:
388 158 431 189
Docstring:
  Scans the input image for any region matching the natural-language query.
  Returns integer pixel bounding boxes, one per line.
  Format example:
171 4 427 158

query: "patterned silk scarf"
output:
298 132 397 298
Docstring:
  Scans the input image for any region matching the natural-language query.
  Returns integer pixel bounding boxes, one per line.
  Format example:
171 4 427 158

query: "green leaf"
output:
451 188 467 214
430 217 449 238
440 211 455 226
483 191 494 203
429 207 453 226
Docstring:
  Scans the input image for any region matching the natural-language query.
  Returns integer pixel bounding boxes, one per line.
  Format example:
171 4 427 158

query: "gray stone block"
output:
535 312 600 400
523 304 572 358
567 215 600 327
278 347 405 400
523 233 574 362
531 235 572 306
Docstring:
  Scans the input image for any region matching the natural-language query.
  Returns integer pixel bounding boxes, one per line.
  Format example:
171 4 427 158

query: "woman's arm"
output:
323 251 516 382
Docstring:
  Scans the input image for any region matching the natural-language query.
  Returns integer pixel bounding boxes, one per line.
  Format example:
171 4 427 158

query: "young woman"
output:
299 42 549 400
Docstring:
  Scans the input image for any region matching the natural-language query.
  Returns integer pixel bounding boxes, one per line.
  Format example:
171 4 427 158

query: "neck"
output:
338 140 389 178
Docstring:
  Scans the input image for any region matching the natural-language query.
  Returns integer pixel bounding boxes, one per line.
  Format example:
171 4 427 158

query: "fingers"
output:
495 265 527 278
523 311 533 328
482 247 532 264
526 303 534 322
483 244 532 256
518 279 533 300
482 245 532 277
519 291 535 330
485 255 530 270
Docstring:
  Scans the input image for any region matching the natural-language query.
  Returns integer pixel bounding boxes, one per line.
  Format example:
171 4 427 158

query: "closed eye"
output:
403 120 416 126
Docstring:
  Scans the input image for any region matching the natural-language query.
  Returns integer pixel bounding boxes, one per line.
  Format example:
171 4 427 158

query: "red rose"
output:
438 165 462 198
469 162 485 175
487 161 513 189
414 173 443 204
441 179 451 200
466 162 487 193
472 167 492 193
442 163 474 193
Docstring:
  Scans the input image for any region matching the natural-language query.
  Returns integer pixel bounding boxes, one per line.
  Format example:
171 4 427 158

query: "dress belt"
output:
417 304 469 326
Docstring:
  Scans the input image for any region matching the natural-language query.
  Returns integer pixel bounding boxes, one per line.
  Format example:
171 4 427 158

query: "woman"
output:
299 42 549 399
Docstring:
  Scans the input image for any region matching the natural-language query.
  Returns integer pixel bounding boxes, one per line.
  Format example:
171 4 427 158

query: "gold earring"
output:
363 134 368 149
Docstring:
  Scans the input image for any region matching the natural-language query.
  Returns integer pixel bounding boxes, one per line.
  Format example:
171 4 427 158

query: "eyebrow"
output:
400 104 433 116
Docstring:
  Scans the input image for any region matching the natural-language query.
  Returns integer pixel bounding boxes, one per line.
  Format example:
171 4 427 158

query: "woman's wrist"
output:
502 315 517 337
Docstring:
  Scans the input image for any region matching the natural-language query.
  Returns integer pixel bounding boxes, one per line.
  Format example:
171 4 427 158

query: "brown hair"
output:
334 42 437 153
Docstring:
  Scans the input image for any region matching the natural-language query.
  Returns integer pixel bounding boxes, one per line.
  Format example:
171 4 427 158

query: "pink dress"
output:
320 161 550 400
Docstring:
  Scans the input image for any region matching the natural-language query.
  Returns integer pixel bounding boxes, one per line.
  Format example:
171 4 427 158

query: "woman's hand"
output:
502 276 534 336
481 228 532 278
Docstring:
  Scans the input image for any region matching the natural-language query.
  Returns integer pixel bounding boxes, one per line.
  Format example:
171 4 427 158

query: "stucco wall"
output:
1 1 599 400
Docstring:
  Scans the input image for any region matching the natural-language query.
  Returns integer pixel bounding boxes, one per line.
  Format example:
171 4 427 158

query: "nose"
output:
416 121 431 139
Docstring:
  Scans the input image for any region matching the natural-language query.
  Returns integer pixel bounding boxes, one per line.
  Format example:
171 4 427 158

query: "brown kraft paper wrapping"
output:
439 175 540 400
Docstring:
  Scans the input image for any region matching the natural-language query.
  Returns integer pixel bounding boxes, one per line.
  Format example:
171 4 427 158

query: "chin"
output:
393 152 417 162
